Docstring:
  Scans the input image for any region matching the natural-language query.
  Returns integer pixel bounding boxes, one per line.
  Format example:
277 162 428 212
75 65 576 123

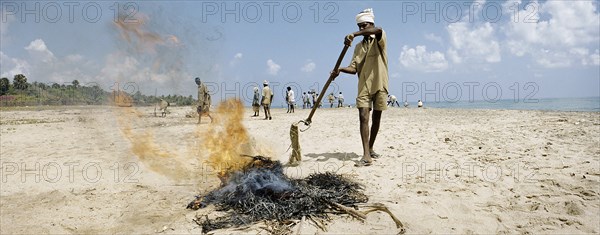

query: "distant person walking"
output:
195 77 212 124
261 80 274 120
404 100 409 108
417 99 423 108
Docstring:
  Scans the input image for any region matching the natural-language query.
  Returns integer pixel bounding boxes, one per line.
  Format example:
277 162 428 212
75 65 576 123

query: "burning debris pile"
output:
187 156 369 233
185 99 404 234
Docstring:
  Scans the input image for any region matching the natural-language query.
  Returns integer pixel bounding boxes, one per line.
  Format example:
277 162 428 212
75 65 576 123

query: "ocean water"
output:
420 97 600 112
274 97 600 112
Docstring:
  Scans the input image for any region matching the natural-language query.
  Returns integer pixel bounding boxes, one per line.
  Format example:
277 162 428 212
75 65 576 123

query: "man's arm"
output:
331 65 357 80
345 27 383 45
339 66 357 74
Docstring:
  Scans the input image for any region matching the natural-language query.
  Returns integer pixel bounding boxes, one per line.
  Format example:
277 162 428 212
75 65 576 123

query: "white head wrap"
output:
254 87 259 92
356 8 374 24
263 80 269 85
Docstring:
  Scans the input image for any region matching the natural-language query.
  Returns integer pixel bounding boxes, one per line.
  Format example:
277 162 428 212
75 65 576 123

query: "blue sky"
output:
1 1 599 105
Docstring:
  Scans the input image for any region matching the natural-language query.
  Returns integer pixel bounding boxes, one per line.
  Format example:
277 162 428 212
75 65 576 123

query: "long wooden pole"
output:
304 44 350 125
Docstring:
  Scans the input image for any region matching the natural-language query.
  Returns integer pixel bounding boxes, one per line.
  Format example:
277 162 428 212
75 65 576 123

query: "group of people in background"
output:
198 76 424 124
252 82 298 119
253 84 346 120
302 90 319 109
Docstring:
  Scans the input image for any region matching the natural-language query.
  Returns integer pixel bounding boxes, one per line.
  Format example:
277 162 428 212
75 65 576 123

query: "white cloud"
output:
22 39 100 84
234 53 243 59
0 51 31 78
441 0 501 65
400 45 448 72
301 60 315 72
505 1 600 67
25 39 56 63
266 59 280 75
0 39 101 84
446 22 501 64
446 49 461 64
1 48 98 84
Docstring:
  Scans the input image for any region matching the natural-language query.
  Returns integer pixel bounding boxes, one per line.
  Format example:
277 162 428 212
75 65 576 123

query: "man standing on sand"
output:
328 92 335 108
331 8 388 167
286 86 295 113
196 77 212 124
261 80 273 120
337 92 344 108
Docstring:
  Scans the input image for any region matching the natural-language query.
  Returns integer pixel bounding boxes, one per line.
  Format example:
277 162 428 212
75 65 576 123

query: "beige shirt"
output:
198 83 210 107
159 99 169 110
348 30 389 97
262 86 273 105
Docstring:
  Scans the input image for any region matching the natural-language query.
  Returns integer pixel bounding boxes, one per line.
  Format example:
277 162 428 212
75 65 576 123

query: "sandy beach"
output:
1 104 598 234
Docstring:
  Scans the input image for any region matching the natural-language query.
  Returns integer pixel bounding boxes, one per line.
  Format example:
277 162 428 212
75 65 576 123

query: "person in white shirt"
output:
286 86 295 113
388 94 400 107
337 92 344 108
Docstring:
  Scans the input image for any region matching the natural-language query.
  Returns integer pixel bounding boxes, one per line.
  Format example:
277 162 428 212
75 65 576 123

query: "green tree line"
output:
0 74 195 107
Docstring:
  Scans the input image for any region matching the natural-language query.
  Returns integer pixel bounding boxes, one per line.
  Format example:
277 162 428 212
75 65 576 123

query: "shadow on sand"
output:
305 152 360 162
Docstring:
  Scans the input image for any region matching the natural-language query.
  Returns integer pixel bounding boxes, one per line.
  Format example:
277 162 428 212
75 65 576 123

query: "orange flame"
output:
109 12 263 182
202 99 255 176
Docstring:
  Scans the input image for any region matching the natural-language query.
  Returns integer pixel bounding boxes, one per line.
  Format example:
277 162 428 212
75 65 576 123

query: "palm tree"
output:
13 74 28 90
